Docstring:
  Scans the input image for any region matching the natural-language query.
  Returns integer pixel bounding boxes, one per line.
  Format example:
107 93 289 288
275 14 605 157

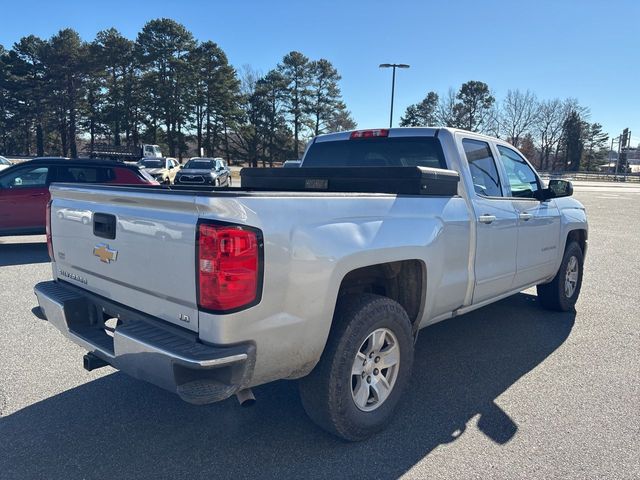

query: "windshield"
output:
0 156 10 165
303 137 446 169
185 160 215 170
139 159 164 169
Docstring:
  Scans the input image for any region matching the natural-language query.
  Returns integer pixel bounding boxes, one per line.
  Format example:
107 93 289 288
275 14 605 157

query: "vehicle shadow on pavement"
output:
0 243 49 267
0 293 575 480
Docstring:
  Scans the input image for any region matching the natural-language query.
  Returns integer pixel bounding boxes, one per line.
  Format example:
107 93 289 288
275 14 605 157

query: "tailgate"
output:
49 185 200 332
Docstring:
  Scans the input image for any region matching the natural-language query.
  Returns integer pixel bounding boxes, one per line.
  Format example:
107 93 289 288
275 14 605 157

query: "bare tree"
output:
436 88 458 127
500 89 539 148
535 99 565 170
484 104 502 138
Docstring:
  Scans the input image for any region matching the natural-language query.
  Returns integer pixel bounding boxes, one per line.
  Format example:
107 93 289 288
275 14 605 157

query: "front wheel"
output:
299 294 414 441
537 241 584 311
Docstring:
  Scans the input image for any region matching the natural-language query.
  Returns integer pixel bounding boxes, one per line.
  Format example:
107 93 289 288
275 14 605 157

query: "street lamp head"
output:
379 63 410 69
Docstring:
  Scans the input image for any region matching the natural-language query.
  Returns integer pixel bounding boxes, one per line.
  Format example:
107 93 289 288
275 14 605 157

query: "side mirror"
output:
535 179 573 201
548 179 573 198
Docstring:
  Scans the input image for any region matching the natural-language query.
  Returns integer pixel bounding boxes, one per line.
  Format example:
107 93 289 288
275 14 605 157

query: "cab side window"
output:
497 146 540 199
462 139 502 197
55 166 107 183
0 166 49 188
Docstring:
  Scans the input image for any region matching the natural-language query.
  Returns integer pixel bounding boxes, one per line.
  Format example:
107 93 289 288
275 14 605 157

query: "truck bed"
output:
47 180 471 384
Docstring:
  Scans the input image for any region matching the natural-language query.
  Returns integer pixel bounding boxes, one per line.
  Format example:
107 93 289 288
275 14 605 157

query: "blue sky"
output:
1 0 637 144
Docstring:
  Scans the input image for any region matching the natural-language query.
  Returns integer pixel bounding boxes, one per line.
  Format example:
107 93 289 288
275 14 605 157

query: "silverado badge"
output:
93 244 118 263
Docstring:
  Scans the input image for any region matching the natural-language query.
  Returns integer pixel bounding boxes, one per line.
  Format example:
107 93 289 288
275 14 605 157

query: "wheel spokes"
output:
371 376 391 404
378 344 400 370
350 327 401 412
353 378 370 408
352 352 367 376
371 329 386 354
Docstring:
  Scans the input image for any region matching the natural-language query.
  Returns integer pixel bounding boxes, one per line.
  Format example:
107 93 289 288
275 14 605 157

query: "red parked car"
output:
0 157 157 236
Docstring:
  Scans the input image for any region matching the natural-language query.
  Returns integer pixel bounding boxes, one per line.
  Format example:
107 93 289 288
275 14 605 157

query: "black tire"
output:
537 241 584 311
299 293 414 441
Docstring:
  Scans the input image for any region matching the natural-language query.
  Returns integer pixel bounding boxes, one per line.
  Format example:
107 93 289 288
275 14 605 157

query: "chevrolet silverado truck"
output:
33 128 587 441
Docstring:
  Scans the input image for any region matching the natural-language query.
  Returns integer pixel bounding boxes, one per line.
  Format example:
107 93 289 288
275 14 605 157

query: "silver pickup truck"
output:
34 127 587 441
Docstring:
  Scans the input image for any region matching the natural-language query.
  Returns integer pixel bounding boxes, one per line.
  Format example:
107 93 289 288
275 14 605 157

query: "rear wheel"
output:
537 241 584 311
299 294 414 441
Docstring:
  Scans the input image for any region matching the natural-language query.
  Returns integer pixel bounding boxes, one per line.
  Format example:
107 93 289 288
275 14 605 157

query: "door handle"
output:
478 214 497 224
30 193 45 197
519 213 533 221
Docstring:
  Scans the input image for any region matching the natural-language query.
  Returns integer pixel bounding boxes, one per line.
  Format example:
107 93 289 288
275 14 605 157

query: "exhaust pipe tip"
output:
236 388 256 407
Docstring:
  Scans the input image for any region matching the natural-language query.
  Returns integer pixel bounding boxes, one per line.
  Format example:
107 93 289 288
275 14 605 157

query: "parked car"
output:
282 160 301 168
57 207 92 225
138 157 180 184
174 157 231 186
34 128 587 441
0 157 157 236
0 156 12 171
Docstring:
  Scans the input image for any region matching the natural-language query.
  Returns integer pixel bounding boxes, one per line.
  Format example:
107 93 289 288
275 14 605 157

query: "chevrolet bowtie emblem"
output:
93 244 118 263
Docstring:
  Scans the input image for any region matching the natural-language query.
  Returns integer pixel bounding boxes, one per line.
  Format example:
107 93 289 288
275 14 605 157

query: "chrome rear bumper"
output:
34 281 255 404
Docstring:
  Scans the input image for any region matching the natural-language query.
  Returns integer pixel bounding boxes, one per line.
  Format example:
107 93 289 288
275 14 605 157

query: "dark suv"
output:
0 157 157 236
174 157 232 187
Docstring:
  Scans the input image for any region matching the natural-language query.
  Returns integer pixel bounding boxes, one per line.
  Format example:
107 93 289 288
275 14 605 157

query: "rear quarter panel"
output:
195 193 471 386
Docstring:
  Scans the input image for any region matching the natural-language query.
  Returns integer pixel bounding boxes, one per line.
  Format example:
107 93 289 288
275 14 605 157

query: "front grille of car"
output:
178 175 206 183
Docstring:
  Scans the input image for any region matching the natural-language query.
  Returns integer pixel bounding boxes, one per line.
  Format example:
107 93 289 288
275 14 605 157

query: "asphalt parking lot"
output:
0 182 638 479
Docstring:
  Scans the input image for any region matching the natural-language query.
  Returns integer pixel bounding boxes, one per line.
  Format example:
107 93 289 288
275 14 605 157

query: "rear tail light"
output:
45 200 54 260
350 129 389 139
197 222 263 313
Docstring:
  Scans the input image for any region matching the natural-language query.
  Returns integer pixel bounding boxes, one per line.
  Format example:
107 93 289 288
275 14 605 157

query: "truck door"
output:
461 138 519 304
495 145 561 287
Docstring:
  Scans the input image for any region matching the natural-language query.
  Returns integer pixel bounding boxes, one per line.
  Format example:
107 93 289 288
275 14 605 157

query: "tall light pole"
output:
379 63 410 128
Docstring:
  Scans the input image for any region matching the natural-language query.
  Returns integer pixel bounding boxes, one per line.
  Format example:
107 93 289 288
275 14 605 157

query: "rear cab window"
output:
302 136 447 169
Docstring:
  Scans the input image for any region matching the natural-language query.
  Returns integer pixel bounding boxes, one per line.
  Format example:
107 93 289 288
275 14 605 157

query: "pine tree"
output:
43 29 89 157
400 91 439 127
137 19 196 157
278 51 312 159
581 123 608 171
558 110 584 171
453 81 495 132
309 59 350 136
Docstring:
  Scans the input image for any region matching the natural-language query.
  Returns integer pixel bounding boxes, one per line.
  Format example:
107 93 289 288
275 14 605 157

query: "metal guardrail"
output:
538 171 640 183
